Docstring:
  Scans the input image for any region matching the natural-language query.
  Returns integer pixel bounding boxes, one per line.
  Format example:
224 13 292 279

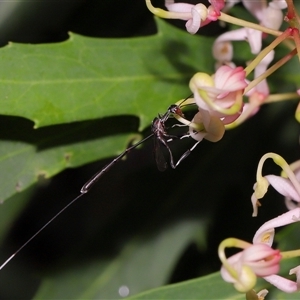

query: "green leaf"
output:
0 18 214 202
33 220 207 299
0 18 213 129
271 292 300 299
128 272 267 300
0 115 141 201
0 186 34 244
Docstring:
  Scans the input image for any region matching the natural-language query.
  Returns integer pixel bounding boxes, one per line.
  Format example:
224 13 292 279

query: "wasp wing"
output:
153 136 168 172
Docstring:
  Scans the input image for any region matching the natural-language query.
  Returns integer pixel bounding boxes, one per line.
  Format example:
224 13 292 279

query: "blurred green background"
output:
0 0 298 299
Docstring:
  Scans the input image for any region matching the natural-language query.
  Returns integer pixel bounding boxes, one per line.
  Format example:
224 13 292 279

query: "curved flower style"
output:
251 153 300 216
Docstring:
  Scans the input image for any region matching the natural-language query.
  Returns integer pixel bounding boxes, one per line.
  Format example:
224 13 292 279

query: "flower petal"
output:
253 208 300 245
266 174 300 202
264 274 299 293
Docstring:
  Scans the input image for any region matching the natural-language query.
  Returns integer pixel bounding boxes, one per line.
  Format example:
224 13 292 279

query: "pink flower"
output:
263 275 299 293
242 245 281 277
219 238 281 292
164 1 209 34
189 66 247 125
253 209 300 245
213 0 285 64
248 50 274 96
226 50 275 128
243 0 286 29
213 28 262 62
188 109 225 142
163 0 225 33
208 0 225 17
221 244 281 283
252 208 300 293
213 65 247 94
220 208 300 293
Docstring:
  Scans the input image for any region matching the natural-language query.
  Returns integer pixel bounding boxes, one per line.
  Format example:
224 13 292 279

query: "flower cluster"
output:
220 152 300 295
219 153 300 293
146 0 300 298
146 0 299 144
174 65 247 143
219 208 300 294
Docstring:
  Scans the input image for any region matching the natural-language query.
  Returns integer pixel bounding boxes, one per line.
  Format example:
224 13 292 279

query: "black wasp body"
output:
151 104 186 171
81 104 185 193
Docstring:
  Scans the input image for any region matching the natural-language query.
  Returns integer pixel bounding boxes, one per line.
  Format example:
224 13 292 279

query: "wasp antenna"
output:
178 93 193 107
0 254 15 270
0 193 85 270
